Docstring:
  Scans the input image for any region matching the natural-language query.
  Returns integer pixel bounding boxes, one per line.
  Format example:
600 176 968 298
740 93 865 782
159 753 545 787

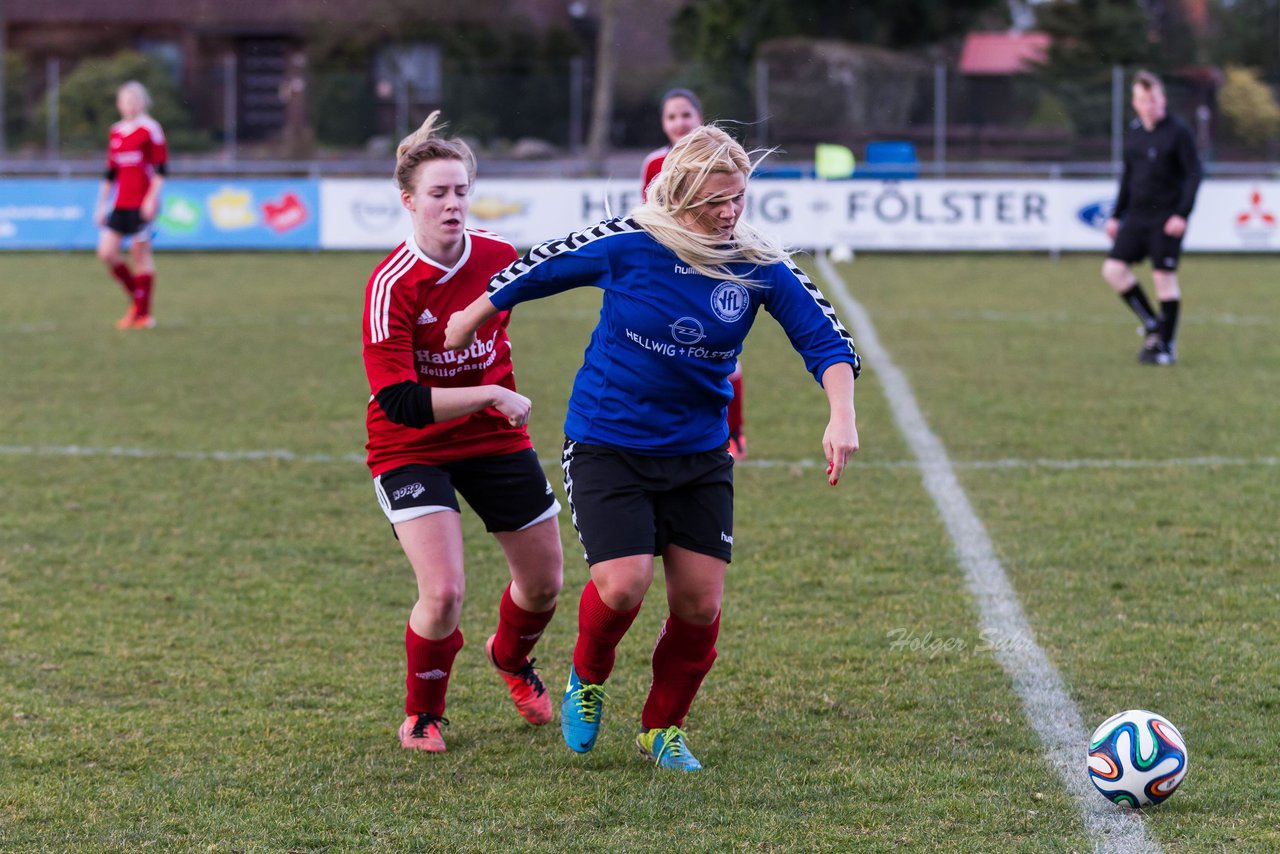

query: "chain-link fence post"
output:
934 62 947 177
569 55 584 152
1 0 8 157
45 56 58 160
1111 64 1124 174
755 59 769 149
223 53 237 162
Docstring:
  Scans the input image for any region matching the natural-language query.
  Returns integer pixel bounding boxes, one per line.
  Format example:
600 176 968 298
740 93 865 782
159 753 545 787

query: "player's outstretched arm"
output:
820 362 858 486
375 382 531 428
433 385 531 427
443 295 498 351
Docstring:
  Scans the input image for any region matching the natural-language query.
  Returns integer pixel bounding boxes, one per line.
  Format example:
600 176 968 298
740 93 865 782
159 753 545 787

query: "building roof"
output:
958 30 1050 76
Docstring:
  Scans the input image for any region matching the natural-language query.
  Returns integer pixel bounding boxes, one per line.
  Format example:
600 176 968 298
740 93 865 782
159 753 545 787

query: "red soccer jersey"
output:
363 228 533 474
107 117 168 210
640 147 669 201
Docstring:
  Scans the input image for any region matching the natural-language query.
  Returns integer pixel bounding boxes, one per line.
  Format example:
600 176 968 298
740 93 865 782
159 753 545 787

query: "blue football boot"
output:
561 665 607 753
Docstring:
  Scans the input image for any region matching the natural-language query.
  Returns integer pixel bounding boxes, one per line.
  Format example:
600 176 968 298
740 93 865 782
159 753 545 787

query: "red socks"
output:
134 272 154 316
641 611 720 730
404 590 717 727
108 263 153 317
404 624 463 717
490 583 556 672
573 580 642 684
727 373 745 438
109 262 135 297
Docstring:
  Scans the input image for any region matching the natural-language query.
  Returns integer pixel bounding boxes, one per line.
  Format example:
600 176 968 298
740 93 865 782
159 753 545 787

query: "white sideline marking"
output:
816 254 1161 854
738 455 1279 472
871 308 1271 327
1 443 1273 477
0 444 365 464
0 307 604 336
1 314 356 335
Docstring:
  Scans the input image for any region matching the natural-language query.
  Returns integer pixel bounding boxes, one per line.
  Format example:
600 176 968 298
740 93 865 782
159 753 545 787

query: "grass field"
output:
1 250 1277 852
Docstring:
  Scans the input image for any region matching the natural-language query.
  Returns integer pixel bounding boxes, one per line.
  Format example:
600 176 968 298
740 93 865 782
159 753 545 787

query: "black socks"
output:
1120 283 1161 333
1159 299 1180 349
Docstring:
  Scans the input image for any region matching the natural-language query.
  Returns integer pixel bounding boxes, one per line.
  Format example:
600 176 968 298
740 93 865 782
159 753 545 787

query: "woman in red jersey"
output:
640 88 702 203
95 81 167 330
363 112 564 753
642 89 750 459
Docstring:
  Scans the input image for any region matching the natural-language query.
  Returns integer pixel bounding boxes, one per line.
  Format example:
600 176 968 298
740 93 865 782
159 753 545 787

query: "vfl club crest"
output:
710 281 749 322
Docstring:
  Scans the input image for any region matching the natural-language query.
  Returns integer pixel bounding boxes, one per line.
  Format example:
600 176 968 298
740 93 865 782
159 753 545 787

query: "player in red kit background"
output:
363 112 563 753
640 89 702 204
642 89 749 459
95 81 167 330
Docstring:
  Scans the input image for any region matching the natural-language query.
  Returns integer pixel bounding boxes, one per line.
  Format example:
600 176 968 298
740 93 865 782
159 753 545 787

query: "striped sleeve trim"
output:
467 227 515 249
368 244 416 344
141 116 167 144
782 257 862 378
487 217 640 295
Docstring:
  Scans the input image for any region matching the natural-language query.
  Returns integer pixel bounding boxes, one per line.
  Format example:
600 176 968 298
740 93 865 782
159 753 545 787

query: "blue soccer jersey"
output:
487 218 861 454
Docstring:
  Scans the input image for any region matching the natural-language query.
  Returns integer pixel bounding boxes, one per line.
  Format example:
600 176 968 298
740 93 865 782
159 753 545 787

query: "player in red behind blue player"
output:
95 81 167 330
446 125 860 771
642 89 750 459
362 112 564 753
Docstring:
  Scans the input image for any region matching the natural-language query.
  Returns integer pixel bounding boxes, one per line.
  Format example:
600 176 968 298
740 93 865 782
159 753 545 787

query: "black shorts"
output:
1108 216 1182 271
105 208 153 240
373 449 560 533
561 438 734 565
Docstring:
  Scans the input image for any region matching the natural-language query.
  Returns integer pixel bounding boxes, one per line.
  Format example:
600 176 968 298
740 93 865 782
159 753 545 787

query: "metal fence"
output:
2 55 1278 177
755 62 1278 171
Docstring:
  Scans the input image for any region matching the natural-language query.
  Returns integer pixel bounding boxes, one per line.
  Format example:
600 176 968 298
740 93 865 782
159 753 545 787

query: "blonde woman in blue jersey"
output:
445 125 860 771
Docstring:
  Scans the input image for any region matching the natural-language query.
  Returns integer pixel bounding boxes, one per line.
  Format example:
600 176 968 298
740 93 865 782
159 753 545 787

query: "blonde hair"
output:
631 124 789 285
395 111 477 193
117 80 152 113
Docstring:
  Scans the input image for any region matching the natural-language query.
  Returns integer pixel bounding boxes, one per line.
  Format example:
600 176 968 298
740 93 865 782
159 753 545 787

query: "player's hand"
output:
491 387 532 428
443 312 476 351
822 412 859 486
140 195 159 223
94 205 106 227
1104 218 1120 241
1164 215 1187 237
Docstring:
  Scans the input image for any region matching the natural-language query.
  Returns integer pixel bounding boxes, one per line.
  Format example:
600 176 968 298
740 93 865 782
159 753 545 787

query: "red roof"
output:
959 31 1050 76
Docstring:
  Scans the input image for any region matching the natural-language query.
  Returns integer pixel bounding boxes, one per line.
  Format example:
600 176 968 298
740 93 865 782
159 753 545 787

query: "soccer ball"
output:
1087 709 1188 808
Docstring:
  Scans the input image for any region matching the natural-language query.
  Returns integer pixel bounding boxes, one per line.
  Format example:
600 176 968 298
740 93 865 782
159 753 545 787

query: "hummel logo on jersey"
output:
392 483 427 501
415 669 448 680
721 531 734 544
416 308 438 325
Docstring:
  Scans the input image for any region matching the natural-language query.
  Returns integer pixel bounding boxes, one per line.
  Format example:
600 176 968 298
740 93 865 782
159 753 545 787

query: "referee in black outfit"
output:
1101 70 1202 366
